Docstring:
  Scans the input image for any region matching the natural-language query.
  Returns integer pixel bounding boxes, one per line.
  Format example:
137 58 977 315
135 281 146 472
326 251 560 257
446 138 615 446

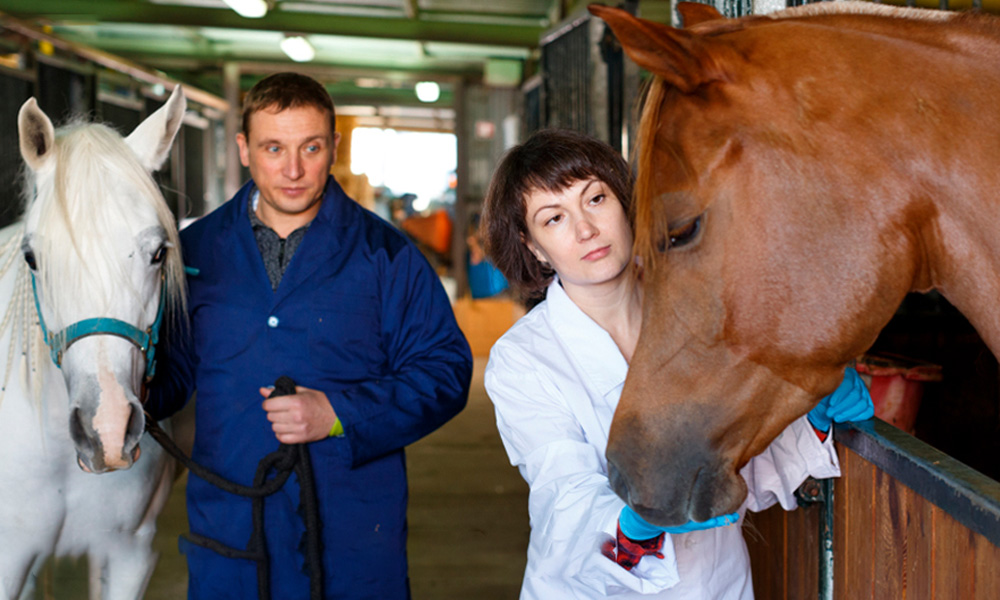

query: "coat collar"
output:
544 277 629 397
220 176 354 304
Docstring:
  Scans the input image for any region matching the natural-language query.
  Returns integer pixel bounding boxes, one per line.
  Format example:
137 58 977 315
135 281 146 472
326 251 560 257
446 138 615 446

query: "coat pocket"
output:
306 293 383 376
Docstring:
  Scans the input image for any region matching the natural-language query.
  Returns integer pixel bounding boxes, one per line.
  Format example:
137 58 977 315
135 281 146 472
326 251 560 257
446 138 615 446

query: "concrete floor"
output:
38 358 530 598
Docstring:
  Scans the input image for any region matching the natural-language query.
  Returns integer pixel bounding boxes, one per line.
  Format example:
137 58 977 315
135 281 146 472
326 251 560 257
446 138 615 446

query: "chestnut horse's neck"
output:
640 5 1000 360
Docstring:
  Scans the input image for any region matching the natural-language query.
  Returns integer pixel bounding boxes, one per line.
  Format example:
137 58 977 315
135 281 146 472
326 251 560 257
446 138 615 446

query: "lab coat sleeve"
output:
326 243 472 467
485 342 681 597
741 414 841 513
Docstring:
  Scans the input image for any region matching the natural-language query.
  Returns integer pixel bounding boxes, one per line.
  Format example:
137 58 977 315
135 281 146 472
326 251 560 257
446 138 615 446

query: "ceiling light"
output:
280 36 315 62
415 81 440 103
223 0 268 18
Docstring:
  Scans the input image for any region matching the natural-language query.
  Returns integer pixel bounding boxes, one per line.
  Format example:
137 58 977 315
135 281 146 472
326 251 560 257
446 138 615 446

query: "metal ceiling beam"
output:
0 10 228 111
86 50 485 81
1 0 544 48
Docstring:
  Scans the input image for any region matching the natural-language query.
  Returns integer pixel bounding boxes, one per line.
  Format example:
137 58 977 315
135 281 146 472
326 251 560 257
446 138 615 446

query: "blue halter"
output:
31 270 166 382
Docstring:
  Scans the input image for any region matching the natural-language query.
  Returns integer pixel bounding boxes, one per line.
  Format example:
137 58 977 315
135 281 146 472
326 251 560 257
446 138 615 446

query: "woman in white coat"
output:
480 129 873 599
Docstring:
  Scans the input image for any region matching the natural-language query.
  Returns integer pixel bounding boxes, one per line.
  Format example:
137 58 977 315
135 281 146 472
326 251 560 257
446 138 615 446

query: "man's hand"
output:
260 385 338 444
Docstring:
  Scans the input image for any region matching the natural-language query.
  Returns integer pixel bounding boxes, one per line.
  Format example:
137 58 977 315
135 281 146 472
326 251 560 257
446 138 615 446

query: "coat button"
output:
267 316 279 328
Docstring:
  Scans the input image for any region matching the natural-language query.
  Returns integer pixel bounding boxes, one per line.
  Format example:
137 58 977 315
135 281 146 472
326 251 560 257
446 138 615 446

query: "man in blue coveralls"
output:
147 72 472 599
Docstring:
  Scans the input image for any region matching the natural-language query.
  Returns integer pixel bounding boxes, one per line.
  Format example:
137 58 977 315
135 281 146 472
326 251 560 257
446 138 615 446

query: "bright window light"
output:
351 127 457 210
280 36 316 62
415 81 440 103
223 0 267 18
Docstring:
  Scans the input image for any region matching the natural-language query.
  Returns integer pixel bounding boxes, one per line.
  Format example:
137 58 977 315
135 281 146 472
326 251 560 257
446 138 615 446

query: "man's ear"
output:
236 132 250 168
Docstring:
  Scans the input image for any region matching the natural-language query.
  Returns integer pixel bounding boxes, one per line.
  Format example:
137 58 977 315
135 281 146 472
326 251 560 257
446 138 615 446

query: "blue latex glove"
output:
807 367 875 432
619 505 739 540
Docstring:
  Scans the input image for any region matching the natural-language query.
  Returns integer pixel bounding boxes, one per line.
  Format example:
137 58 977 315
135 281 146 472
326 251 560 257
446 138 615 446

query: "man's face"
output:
236 104 339 235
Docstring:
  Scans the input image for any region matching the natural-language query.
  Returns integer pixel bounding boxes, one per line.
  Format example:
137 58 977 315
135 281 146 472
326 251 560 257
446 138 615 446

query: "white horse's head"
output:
17 87 187 473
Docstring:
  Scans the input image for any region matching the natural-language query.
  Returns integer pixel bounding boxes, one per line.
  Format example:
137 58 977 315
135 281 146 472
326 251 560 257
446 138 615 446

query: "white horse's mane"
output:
26 120 187 325
0 119 187 403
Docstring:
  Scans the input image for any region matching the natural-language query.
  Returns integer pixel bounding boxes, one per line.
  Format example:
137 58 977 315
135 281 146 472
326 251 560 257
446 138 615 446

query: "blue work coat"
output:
149 177 472 599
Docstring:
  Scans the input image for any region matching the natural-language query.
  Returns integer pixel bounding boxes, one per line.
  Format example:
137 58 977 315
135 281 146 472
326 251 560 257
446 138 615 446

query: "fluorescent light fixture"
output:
280 36 315 62
223 0 267 18
415 81 440 103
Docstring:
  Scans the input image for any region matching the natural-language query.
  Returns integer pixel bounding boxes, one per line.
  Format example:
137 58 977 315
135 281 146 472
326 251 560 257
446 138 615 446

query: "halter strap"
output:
31 270 166 381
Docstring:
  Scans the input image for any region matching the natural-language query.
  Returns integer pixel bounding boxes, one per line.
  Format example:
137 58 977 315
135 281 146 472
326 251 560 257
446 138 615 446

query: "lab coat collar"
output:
544 277 629 397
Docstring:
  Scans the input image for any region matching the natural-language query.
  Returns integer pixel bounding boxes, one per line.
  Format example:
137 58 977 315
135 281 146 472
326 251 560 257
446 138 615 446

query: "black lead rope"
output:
145 376 324 600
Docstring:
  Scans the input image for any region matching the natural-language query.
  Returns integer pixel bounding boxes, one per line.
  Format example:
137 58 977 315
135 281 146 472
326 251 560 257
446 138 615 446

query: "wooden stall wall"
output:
745 499 820 599
746 434 1000 599
832 443 1000 599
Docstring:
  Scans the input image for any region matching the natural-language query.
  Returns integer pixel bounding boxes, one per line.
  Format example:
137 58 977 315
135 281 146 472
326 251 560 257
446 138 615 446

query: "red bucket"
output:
854 353 942 434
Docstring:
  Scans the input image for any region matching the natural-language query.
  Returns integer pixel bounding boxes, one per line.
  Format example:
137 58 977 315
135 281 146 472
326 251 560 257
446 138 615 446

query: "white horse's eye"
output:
151 245 167 265
23 249 37 271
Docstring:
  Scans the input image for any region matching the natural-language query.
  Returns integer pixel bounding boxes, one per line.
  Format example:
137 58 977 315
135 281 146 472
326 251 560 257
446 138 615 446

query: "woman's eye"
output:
151 245 167 265
545 214 562 226
589 194 605 205
667 216 702 250
23 249 37 271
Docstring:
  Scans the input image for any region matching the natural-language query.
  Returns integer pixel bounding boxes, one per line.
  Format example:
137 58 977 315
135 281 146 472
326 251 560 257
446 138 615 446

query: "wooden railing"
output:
746 419 1000 599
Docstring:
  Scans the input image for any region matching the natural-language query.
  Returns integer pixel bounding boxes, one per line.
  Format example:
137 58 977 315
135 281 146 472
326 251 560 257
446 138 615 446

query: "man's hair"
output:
480 128 634 303
241 72 336 137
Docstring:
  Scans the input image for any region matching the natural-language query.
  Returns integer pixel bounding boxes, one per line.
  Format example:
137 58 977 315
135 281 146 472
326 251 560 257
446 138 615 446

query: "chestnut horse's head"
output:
592 2 1000 524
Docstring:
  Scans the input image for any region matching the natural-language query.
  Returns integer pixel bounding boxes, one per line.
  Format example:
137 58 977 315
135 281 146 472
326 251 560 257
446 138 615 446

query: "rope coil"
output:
145 376 324 600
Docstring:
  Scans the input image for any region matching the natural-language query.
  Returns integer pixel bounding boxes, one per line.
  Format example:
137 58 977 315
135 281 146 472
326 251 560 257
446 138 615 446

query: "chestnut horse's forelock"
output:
632 77 668 272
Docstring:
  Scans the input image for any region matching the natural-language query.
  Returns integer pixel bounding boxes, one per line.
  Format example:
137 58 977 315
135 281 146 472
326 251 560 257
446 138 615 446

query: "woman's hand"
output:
807 367 875 432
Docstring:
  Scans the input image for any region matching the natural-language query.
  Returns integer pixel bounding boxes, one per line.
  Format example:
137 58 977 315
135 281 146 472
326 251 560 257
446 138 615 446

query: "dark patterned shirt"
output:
248 190 311 290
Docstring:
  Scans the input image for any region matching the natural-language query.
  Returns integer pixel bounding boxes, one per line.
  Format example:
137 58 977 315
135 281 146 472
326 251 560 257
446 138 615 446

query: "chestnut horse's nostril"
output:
607 459 631 505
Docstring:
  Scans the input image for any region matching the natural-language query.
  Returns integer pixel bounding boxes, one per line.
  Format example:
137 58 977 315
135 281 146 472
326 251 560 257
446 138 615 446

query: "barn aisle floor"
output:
40 357 530 599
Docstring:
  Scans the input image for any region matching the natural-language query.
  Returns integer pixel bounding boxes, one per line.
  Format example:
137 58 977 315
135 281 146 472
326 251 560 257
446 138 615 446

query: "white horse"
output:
0 86 188 599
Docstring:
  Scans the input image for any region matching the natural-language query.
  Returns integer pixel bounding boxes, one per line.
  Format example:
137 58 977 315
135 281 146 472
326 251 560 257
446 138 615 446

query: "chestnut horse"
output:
590 2 1000 526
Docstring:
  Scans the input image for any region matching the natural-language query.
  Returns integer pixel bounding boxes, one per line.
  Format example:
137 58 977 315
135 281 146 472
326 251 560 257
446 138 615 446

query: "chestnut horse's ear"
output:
588 4 722 94
677 2 724 27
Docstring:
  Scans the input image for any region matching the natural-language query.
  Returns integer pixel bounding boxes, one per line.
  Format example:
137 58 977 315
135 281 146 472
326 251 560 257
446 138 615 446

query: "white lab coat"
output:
484 279 841 599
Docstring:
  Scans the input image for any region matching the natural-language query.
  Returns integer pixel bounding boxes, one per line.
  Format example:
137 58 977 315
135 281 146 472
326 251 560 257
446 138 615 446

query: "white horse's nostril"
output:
132 445 141 462
78 456 92 473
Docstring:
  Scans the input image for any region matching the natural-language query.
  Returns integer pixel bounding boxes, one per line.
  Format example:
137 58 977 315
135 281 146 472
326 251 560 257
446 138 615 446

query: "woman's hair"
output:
480 128 634 303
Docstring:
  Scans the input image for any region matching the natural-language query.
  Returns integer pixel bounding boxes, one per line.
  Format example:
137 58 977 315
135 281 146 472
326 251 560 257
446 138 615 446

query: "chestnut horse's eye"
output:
667 216 702 250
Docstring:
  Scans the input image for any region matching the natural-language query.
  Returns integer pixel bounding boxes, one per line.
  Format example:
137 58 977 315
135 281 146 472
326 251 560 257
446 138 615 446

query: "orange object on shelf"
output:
401 209 453 255
855 353 942 434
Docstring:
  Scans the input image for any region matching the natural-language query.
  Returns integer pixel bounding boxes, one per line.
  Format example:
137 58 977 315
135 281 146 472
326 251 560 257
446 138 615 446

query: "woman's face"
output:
523 177 634 292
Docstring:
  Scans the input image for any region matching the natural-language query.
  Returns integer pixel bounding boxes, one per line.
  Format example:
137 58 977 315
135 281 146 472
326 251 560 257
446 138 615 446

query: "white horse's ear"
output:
18 98 56 173
125 85 186 171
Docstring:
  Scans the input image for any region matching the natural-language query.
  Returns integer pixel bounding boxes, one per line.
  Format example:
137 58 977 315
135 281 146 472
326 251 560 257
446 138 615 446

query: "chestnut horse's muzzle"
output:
606 416 749 526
